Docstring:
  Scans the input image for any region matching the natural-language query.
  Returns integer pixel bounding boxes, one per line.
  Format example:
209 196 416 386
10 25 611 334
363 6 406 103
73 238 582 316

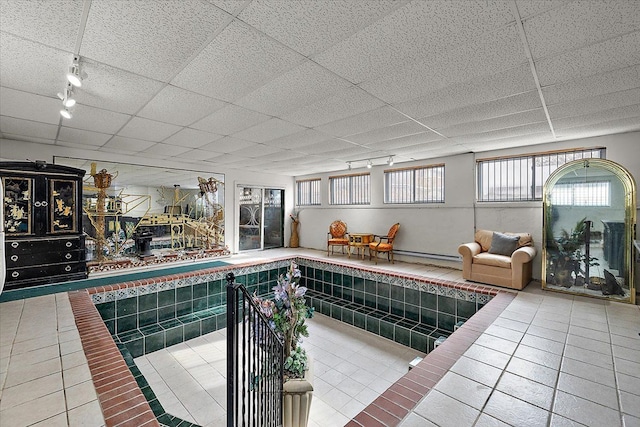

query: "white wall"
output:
293 132 640 280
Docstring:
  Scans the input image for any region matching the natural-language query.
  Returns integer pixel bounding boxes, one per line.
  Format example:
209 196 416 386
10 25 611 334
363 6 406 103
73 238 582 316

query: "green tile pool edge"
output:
0 259 230 303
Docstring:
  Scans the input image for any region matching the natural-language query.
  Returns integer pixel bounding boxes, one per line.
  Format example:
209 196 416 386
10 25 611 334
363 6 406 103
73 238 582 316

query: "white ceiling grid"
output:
0 0 638 187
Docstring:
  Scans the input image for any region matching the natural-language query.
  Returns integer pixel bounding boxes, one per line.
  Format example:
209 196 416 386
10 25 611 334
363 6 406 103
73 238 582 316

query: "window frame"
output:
383 163 445 204
476 147 606 202
295 178 321 206
328 173 370 205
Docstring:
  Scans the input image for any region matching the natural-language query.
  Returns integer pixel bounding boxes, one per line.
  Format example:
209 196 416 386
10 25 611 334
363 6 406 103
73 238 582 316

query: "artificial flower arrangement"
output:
254 261 314 379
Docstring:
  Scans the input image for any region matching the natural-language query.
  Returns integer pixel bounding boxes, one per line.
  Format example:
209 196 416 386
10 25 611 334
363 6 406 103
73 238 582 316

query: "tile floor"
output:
0 248 638 427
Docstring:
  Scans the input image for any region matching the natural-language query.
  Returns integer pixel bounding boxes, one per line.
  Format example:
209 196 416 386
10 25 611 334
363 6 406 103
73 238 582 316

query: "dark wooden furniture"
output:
1 161 87 290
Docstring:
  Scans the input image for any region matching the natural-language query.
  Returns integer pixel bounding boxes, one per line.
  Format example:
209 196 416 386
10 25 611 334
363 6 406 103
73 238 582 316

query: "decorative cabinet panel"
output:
1 161 87 290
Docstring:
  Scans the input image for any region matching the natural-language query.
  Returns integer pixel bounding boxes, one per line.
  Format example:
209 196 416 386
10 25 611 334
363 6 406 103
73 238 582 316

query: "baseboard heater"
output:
394 250 461 262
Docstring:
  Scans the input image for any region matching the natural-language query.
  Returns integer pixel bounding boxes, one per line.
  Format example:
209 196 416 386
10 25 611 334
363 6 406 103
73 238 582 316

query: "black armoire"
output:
1 161 87 290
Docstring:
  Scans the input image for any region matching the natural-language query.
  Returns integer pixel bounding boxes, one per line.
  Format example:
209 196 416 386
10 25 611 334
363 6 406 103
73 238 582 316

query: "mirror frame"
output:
542 158 636 304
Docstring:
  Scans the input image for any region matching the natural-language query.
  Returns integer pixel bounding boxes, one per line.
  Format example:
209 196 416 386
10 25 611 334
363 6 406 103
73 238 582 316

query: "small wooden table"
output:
348 233 374 260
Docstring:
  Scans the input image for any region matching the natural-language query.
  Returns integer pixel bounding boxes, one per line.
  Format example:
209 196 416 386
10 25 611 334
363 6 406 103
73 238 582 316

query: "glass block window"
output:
296 178 321 206
384 164 445 204
551 181 611 206
477 147 605 202
329 173 370 205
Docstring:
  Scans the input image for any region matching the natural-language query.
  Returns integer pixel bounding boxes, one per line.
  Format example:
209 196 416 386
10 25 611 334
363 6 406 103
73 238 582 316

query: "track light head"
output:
66 56 86 87
60 108 72 119
57 86 76 108
347 161 352 170
387 156 394 166
367 160 373 169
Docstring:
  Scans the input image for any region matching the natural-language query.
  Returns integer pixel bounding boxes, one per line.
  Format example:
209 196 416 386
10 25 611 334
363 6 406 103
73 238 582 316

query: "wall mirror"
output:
54 157 227 270
543 158 636 304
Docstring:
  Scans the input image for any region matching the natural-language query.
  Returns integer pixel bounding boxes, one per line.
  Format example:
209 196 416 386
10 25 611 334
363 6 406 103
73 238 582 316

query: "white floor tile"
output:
553 390 620 426
484 390 549 427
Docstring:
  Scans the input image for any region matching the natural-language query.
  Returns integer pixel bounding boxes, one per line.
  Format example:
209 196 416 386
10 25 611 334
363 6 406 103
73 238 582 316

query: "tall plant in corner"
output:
254 261 314 379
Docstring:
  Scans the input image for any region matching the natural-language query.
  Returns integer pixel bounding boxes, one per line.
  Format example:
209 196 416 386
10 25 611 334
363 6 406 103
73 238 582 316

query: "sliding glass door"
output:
238 186 284 251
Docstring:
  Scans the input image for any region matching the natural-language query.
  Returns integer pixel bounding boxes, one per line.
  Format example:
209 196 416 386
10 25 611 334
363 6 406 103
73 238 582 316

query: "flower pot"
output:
282 357 313 427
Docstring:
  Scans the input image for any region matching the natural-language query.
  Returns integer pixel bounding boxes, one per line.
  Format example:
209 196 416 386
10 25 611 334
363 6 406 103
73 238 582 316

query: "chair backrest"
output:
387 223 400 242
329 220 347 238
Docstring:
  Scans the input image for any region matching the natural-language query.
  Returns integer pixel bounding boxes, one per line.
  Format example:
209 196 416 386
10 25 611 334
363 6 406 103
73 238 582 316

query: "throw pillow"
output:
488 232 520 256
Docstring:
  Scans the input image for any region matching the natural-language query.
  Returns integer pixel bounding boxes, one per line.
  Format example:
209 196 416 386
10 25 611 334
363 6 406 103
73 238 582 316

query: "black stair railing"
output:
227 272 284 427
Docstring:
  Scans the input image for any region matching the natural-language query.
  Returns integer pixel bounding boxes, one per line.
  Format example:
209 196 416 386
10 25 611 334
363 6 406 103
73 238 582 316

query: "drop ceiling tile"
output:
315 106 408 138
547 88 640 120
536 31 640 86
235 60 352 116
138 86 227 126
172 21 305 102
0 0 84 51
555 116 640 140
139 143 193 158
191 104 271 135
0 116 58 140
394 64 537 118
314 0 514 84
262 129 329 150
57 127 111 147
199 136 257 153
207 0 246 16
418 91 543 130
282 86 385 128
515 0 572 19
450 122 551 144
62 105 131 134
73 60 165 115
553 104 640 130
295 138 355 154
0 87 63 125
162 128 222 148
176 148 219 160
231 118 306 143
387 139 454 155
81 0 229 81
346 121 427 145
226 143 284 158
0 133 55 146
239 0 401 56
117 117 180 142
436 109 549 137
323 146 378 160
361 25 526 104
524 1 640 59
0 32 70 96
542 65 640 106
99 136 156 153
460 132 555 152
364 132 444 151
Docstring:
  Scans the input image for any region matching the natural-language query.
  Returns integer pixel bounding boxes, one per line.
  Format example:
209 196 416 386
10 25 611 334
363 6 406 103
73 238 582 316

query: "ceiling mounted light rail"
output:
345 155 396 170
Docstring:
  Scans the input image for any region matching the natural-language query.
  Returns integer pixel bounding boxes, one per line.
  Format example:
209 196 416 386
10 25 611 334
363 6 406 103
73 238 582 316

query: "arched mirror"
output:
543 159 636 303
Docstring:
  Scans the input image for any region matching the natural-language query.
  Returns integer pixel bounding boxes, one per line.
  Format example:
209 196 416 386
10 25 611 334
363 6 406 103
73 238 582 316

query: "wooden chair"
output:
327 220 349 255
369 223 400 264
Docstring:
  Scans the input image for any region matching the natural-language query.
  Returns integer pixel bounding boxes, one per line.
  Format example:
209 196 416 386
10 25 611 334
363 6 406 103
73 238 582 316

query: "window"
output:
296 178 321 206
551 181 610 206
384 164 445 203
329 173 370 205
477 147 605 202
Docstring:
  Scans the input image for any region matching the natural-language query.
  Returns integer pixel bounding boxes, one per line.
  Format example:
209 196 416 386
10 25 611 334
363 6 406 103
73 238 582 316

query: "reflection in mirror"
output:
54 157 228 272
543 159 636 304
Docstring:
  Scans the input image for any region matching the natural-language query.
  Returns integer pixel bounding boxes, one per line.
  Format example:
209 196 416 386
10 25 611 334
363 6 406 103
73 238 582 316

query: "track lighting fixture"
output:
57 85 75 108
367 160 373 169
346 155 396 170
66 56 86 87
347 162 352 170
387 156 394 166
60 108 72 119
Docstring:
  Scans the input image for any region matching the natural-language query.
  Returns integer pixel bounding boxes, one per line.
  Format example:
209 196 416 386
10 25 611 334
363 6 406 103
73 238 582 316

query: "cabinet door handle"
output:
34 201 41 207
41 201 48 207
64 265 72 272
66 241 73 248
11 271 19 278
11 242 19 248
65 253 72 260
10 255 18 262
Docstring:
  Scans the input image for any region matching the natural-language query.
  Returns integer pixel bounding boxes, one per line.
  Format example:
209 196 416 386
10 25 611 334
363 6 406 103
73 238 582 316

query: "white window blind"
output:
384 164 444 204
296 178 320 206
329 173 370 205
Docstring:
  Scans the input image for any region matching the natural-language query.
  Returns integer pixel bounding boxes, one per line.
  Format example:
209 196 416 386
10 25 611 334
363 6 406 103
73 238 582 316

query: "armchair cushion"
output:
488 232 520 256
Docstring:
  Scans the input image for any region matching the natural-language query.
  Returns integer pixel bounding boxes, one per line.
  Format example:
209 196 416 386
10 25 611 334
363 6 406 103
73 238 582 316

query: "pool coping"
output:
67 256 515 427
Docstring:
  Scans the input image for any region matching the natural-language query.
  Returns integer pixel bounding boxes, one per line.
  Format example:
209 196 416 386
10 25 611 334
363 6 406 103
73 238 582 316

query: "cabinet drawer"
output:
6 249 84 267
6 262 86 283
6 237 83 254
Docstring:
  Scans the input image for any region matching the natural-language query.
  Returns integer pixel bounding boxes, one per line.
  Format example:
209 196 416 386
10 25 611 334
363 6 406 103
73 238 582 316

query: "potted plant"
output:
254 261 314 427
546 217 599 287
